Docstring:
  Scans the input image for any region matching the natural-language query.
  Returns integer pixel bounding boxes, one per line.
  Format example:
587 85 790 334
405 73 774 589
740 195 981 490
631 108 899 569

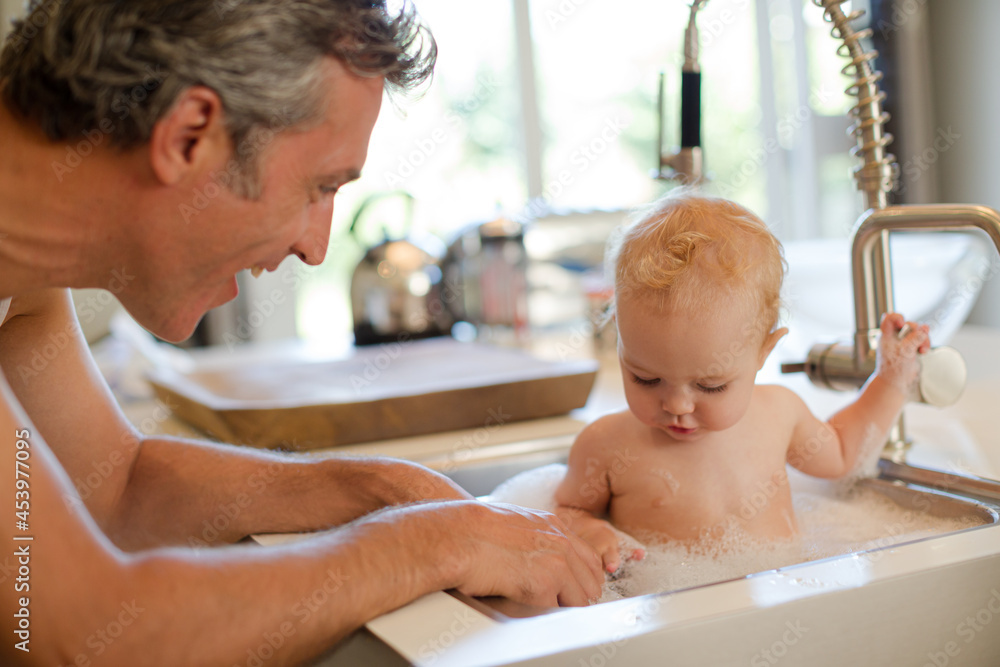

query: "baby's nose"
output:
661 390 694 416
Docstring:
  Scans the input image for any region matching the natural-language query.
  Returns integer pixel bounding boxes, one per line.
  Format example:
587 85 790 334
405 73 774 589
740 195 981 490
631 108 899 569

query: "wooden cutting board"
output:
147 337 598 450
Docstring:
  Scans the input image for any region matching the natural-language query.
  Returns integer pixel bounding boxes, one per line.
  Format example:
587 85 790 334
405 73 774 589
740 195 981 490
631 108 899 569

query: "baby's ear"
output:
758 327 788 368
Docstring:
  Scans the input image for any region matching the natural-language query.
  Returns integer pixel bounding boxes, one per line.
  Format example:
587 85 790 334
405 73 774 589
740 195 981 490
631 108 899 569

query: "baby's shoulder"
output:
573 411 638 448
753 383 809 414
585 410 638 433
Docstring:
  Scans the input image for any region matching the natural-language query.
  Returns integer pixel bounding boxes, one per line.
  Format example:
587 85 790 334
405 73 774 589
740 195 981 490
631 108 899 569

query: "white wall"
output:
927 0 1000 328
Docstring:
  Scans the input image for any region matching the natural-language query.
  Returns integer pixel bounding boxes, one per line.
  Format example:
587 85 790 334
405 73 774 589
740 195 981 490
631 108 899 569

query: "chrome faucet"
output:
779 1 995 461
850 205 1000 366
655 0 708 185
785 205 998 459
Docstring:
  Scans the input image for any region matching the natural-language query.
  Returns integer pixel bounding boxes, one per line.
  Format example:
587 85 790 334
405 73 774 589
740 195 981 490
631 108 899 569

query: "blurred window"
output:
290 0 862 341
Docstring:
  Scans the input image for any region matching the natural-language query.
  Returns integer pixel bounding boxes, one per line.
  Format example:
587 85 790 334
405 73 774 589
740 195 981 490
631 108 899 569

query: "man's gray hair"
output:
0 0 435 196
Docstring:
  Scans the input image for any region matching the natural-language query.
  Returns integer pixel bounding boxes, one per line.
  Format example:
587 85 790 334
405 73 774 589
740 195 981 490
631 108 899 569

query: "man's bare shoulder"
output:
0 289 80 377
1 287 72 325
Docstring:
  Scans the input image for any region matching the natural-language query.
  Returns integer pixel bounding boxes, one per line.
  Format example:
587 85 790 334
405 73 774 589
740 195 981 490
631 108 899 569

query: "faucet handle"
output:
780 338 967 407
895 323 967 407
915 346 967 407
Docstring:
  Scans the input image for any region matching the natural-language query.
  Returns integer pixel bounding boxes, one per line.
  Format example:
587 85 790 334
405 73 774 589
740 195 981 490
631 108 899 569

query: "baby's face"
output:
615 293 771 442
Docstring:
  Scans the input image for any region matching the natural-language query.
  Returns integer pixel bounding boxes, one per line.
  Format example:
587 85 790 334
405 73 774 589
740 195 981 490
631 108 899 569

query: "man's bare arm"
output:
109 437 471 549
0 291 603 664
0 289 468 549
0 381 601 666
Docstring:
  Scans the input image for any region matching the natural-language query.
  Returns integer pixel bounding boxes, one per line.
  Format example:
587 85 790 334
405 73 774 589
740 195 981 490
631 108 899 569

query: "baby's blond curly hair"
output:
608 189 785 341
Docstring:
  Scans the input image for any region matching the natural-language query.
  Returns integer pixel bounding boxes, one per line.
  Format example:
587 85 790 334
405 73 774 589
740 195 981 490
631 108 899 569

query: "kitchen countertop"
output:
101 322 1000 483
321 324 1000 481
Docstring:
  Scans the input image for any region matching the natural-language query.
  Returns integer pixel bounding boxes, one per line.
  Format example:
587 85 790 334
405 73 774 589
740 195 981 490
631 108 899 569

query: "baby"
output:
555 191 930 574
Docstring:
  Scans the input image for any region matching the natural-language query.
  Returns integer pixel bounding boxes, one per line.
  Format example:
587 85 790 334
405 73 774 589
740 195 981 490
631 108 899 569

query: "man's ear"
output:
758 326 788 369
148 86 228 186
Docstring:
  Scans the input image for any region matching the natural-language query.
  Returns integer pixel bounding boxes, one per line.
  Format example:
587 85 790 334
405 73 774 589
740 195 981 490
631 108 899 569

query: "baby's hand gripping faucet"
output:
778 1 1000 461
782 204 1000 460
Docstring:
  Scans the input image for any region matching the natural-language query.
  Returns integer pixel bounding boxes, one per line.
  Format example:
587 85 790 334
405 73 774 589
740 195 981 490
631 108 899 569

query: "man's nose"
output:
291 198 334 266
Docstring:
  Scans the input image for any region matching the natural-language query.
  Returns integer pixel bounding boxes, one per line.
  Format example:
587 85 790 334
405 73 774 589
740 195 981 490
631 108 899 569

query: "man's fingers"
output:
546 520 604 605
476 503 605 607
573 549 605 601
550 511 605 588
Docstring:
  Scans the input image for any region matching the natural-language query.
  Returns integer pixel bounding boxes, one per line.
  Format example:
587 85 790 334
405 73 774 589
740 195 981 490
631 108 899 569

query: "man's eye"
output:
631 375 660 387
319 185 340 196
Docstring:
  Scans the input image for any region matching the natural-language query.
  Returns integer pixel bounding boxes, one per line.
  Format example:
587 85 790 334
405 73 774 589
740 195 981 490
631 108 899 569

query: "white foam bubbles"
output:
488 463 986 602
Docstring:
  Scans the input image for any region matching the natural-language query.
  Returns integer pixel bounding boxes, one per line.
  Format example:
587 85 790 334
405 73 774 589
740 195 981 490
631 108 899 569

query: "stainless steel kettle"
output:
440 214 529 338
349 192 453 346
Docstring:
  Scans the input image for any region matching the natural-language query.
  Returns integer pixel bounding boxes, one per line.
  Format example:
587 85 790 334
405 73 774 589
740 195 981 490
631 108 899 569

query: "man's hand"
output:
556 506 623 574
418 501 605 607
554 506 645 575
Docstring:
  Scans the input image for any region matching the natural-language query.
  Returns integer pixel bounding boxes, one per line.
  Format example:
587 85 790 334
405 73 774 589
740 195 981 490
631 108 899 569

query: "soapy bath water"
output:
486 464 987 603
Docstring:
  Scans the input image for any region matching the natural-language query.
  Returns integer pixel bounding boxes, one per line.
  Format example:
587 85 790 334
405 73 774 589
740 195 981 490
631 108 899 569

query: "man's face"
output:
122 57 383 342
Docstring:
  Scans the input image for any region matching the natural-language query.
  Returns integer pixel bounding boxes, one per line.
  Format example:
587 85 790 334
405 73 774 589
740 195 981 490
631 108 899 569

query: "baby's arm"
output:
787 313 929 478
555 418 626 574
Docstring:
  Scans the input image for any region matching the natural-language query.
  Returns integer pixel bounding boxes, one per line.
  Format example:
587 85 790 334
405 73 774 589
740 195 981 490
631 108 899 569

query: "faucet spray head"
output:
655 0 709 184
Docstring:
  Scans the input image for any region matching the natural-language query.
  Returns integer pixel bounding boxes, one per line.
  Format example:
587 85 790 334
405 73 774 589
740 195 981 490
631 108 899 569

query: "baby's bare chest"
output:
605 423 796 539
